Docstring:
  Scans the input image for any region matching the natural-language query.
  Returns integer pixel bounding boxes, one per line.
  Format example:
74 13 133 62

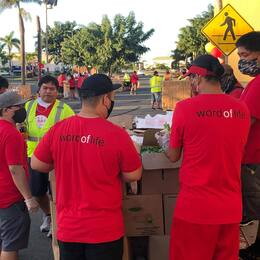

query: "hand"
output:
155 130 170 151
25 197 39 213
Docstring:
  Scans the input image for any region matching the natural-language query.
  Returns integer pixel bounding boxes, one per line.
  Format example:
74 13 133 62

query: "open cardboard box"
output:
141 129 181 170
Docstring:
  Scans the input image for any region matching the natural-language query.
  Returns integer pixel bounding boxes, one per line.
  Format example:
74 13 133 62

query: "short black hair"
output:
236 31 260 52
0 76 9 89
38 75 59 90
204 75 221 83
81 92 112 107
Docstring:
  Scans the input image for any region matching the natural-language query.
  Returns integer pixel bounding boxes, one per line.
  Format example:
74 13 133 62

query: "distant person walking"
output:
150 71 163 109
57 72 66 97
130 71 139 95
221 12 236 41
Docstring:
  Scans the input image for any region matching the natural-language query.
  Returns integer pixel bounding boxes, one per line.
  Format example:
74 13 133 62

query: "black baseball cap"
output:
80 74 121 97
183 55 224 78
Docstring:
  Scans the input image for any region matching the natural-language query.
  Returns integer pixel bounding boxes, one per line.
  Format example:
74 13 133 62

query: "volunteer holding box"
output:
166 55 250 260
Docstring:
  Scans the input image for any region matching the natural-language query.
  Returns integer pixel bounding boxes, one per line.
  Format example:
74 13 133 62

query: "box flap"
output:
109 115 134 129
142 153 181 170
142 129 160 147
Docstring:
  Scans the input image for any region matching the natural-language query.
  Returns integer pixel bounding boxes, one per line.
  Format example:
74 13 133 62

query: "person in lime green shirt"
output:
25 75 74 236
150 71 163 109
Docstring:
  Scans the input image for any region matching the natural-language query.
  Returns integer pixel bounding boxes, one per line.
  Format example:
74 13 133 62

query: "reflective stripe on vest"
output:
28 136 41 142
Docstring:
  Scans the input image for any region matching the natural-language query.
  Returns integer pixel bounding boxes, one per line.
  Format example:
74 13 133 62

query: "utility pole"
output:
37 16 42 80
44 0 58 64
45 2 48 64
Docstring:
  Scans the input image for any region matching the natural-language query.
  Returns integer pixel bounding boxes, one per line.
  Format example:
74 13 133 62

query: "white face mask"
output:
37 97 53 108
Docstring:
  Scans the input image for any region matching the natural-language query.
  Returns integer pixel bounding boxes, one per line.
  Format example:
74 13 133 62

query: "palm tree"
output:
0 31 20 74
0 0 41 84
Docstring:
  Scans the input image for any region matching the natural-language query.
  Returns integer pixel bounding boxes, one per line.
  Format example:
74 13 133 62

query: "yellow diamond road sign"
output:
202 4 254 56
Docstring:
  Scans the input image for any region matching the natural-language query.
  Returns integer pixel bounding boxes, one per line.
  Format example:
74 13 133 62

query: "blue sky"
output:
0 0 214 61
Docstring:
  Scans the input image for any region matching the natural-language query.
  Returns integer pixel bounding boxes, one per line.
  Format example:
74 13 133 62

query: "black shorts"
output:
241 164 260 220
58 237 123 260
0 201 30 251
28 158 49 197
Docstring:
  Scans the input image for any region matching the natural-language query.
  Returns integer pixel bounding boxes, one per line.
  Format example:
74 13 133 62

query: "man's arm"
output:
9 165 32 200
9 165 39 212
31 155 53 173
166 147 182 162
122 167 142 183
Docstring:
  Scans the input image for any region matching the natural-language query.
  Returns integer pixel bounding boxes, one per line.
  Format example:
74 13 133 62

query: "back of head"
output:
154 71 158 76
236 31 260 52
186 54 224 82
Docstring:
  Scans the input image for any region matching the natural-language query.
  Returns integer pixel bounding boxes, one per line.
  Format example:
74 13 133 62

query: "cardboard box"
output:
162 80 191 111
141 169 179 195
141 129 181 170
49 170 56 203
109 115 134 129
123 195 164 236
8 84 32 99
148 236 170 260
123 237 131 260
163 194 178 235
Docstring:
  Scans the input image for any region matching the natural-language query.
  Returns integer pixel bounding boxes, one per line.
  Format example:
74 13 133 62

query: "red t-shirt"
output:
58 74 66 87
240 75 260 163
69 78 75 89
170 94 250 224
36 103 54 117
229 86 244 99
34 115 141 243
0 120 28 208
77 75 88 89
130 74 138 84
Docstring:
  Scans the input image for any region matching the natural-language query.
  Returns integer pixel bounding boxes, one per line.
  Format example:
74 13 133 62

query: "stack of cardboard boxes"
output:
120 125 181 260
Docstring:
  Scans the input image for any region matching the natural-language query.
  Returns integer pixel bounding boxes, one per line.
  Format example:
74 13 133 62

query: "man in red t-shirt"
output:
31 74 142 260
166 55 250 260
0 92 39 260
130 71 139 95
236 31 260 258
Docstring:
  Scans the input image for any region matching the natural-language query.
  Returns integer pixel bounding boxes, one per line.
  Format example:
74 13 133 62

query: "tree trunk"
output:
8 48 12 75
18 7 26 85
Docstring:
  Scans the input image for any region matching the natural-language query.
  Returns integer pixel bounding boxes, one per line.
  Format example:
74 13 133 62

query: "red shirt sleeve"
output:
118 130 142 173
242 77 260 119
170 102 185 148
5 132 25 165
34 128 54 164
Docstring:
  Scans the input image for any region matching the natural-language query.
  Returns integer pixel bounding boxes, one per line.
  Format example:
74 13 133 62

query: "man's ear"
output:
103 94 110 107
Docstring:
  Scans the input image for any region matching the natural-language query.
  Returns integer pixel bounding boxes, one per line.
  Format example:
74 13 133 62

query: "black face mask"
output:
12 107 27 123
106 100 114 118
238 58 260 77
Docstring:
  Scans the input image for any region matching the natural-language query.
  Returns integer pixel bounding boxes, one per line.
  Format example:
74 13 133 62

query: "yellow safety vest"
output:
150 75 163 93
25 99 75 157
123 74 130 82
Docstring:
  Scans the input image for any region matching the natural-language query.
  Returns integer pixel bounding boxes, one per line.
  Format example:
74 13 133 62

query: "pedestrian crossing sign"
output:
201 4 254 56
